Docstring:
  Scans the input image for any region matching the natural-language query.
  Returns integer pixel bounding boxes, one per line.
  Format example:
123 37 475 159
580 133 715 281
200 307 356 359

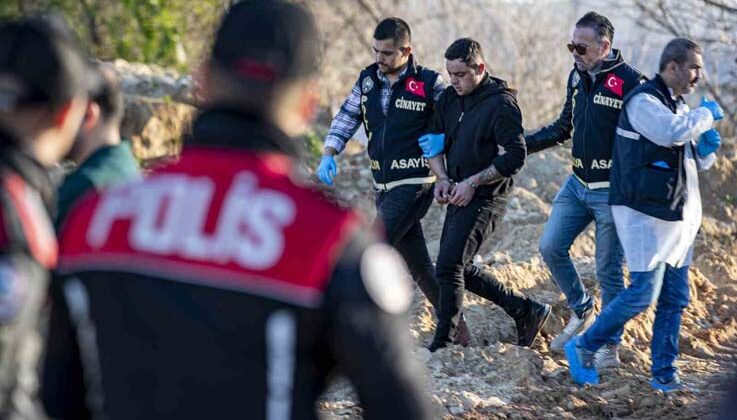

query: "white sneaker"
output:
550 308 595 353
594 343 621 368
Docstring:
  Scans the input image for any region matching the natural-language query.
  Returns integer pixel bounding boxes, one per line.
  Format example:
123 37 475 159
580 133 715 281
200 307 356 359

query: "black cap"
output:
0 14 91 112
212 0 320 84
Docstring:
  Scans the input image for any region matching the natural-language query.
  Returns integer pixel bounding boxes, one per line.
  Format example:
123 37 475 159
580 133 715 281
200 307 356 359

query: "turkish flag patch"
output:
604 73 624 97
405 77 426 98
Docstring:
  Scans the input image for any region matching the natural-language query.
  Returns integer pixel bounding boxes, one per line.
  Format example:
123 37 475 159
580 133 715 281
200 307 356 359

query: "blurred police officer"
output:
0 14 90 419
56 63 140 229
42 2 430 419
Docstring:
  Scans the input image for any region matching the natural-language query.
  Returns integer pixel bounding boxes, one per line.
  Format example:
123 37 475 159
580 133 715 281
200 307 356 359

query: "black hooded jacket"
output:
430 73 526 195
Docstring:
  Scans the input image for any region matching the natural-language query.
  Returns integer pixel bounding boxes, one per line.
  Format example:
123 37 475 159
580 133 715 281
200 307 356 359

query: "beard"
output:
378 61 405 76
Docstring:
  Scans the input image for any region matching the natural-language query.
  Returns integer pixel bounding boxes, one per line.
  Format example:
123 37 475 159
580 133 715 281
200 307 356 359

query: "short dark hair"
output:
207 0 320 112
576 11 615 43
212 0 320 85
444 38 484 66
89 64 124 125
0 14 90 112
659 37 702 72
373 17 411 46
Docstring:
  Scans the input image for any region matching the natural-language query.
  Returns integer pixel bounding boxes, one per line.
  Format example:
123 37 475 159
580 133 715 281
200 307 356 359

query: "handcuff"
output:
438 177 476 189
462 178 477 189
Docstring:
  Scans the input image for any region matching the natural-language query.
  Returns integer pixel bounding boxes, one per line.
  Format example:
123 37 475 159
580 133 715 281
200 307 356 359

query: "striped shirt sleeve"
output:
325 80 363 154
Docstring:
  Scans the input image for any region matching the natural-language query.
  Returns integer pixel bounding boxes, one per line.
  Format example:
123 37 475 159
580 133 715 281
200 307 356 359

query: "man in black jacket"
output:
422 38 550 352
0 15 91 418
42 2 430 419
525 12 644 364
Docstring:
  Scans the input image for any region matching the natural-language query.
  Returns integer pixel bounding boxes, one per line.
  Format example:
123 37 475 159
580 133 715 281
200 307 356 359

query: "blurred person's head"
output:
372 17 412 76
0 15 90 167
444 38 486 96
570 11 614 72
659 38 703 97
67 63 124 164
199 0 320 138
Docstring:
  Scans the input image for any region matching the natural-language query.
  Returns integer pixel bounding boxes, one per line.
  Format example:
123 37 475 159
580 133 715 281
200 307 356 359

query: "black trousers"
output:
431 191 531 347
375 184 440 308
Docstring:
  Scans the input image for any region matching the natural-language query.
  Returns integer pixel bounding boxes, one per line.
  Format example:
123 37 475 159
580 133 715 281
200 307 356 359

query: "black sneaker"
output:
515 302 551 347
427 340 446 352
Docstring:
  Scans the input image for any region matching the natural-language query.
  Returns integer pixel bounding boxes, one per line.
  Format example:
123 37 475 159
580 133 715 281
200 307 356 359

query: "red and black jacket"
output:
42 110 430 420
0 131 57 419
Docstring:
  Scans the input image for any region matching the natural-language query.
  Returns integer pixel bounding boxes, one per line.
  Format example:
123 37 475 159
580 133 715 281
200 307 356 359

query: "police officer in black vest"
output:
315 18 476 343
525 12 644 364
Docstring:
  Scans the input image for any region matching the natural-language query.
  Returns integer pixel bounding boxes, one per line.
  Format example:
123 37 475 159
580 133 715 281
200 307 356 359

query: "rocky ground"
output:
317 142 737 420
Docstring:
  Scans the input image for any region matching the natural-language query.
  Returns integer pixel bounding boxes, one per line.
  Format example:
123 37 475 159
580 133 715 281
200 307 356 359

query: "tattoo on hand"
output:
477 165 503 185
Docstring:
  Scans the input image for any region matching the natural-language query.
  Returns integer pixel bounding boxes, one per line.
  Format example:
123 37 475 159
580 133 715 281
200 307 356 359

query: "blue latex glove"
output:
418 133 445 158
697 129 721 157
700 96 724 121
316 155 338 185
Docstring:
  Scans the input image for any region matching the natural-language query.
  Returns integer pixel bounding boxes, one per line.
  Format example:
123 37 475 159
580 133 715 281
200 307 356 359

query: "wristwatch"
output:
463 178 477 189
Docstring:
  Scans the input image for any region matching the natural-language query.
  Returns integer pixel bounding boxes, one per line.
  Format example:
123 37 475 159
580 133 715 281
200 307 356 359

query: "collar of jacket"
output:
576 48 626 78
651 73 681 111
187 107 301 158
458 72 514 109
599 48 625 73
0 127 55 213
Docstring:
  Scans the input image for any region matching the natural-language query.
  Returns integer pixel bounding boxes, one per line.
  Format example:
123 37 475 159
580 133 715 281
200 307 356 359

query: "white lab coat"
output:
611 92 716 272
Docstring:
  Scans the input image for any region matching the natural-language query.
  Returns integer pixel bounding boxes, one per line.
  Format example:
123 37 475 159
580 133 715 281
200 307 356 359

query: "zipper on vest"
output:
458 112 464 122
382 81 396 184
582 83 591 183
381 120 388 183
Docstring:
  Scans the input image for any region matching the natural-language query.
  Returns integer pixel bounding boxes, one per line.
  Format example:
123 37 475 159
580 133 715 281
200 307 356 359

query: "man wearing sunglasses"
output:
525 11 644 365
315 18 475 345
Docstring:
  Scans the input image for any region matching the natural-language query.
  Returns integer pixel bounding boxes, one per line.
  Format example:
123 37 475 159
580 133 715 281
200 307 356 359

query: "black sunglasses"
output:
567 42 589 55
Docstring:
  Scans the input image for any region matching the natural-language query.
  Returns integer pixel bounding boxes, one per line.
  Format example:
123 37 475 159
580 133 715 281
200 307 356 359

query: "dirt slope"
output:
318 142 737 419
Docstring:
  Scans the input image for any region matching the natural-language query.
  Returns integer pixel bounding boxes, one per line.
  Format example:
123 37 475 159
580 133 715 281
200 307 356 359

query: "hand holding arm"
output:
418 133 445 158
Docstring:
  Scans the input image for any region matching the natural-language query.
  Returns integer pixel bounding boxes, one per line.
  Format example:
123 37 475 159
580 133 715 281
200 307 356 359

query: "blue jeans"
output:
580 264 690 382
651 265 690 381
539 175 625 343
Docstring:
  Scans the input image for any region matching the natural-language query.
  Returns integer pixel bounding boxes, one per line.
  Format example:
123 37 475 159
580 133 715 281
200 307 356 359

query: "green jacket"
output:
56 141 140 230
